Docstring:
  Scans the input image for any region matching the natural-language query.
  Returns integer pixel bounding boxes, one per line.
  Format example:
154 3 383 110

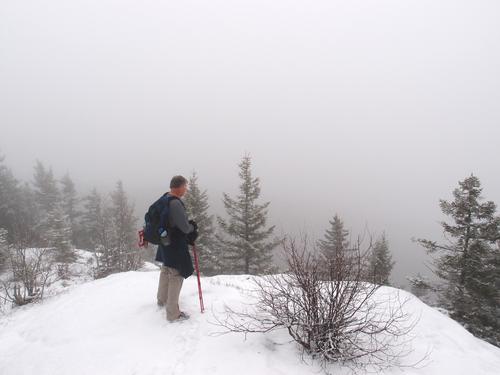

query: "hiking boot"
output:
168 311 190 322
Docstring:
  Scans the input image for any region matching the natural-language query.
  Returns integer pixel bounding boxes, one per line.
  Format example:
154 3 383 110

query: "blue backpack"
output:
143 194 178 245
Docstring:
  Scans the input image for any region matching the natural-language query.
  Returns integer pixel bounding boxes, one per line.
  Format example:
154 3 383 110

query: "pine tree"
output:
81 188 117 278
60 173 81 247
417 175 500 345
0 155 20 244
184 171 221 275
368 232 394 285
106 181 141 276
217 155 278 274
0 227 8 272
32 160 60 214
45 205 75 262
89 181 140 278
44 204 75 278
318 214 350 261
32 161 60 244
81 188 107 250
493 243 500 340
15 183 40 247
1 155 40 247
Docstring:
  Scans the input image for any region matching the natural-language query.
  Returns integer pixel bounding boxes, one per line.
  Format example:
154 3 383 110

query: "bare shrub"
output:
1 245 55 306
216 237 420 371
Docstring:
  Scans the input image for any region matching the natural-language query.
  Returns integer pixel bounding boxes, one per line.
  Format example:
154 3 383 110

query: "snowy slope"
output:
0 271 499 375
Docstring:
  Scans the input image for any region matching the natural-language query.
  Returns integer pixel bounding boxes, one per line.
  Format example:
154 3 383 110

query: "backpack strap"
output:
158 194 180 235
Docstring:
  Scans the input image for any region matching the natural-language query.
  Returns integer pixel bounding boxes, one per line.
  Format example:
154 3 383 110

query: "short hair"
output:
170 175 188 189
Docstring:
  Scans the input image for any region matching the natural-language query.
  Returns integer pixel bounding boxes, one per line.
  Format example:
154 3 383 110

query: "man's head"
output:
170 175 188 197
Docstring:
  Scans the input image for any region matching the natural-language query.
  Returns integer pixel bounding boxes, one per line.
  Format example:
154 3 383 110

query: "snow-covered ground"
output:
0 268 499 375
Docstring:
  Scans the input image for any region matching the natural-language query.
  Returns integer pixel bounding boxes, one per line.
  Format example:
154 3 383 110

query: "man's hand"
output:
188 220 198 231
187 220 198 245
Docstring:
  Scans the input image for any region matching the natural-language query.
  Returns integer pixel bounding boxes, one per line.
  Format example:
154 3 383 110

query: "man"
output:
155 175 198 321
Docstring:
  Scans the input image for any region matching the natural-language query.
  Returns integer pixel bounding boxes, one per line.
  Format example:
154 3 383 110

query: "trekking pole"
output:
192 244 205 313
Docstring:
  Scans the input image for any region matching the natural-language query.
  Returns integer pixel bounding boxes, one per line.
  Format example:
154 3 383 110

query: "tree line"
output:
0 155 141 282
0 153 393 281
2 152 497 346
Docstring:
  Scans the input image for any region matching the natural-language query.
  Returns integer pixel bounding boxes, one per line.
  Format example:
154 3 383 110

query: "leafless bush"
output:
215 237 420 371
1 245 55 306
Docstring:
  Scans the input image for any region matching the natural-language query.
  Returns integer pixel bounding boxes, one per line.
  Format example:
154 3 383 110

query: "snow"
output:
1 266 500 375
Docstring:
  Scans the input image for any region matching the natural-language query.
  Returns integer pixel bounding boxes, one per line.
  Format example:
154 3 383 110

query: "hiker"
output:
155 175 198 321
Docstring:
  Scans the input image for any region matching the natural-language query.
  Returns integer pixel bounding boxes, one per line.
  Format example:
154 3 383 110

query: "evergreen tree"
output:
0 155 39 246
81 188 107 250
81 188 117 279
0 155 20 243
92 181 141 278
317 214 350 262
417 175 500 345
44 204 75 278
368 232 394 285
15 183 40 247
32 161 60 244
0 227 8 272
493 242 500 337
32 160 60 213
60 173 81 247
184 171 221 275
110 181 137 271
217 155 278 274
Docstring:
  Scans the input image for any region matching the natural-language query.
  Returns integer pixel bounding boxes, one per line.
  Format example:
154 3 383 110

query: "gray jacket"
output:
166 196 194 240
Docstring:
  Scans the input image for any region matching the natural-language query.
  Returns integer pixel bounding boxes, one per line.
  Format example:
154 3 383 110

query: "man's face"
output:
179 183 188 197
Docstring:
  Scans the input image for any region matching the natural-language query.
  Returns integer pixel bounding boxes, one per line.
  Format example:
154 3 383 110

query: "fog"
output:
1 0 500 286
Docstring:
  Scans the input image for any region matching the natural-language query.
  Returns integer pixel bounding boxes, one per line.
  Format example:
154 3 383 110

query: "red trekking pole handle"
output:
192 244 205 313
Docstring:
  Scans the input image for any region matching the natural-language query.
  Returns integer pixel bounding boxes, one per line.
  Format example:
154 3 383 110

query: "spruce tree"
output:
81 188 107 250
33 160 60 214
217 155 278 274
0 155 20 243
417 175 500 345
32 161 60 245
184 171 221 275
0 227 8 272
81 188 117 278
108 181 141 275
318 215 349 261
15 183 40 247
45 204 75 278
60 173 81 247
368 233 394 285
1 156 40 247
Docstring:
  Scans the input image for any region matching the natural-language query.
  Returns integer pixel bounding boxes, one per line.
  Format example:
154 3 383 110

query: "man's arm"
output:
170 200 194 234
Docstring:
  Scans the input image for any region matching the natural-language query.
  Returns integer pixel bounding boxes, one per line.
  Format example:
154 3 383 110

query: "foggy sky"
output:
1 0 500 286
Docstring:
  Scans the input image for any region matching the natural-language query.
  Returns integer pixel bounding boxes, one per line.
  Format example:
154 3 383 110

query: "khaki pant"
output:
157 266 184 321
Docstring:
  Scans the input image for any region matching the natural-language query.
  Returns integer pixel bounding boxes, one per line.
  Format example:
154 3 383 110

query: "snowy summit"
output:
1 269 499 375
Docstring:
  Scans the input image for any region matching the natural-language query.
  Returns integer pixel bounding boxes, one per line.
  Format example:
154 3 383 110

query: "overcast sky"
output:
1 0 500 286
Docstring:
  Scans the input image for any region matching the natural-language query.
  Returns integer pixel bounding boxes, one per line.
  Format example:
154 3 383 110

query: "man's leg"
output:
157 266 169 306
166 266 184 321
